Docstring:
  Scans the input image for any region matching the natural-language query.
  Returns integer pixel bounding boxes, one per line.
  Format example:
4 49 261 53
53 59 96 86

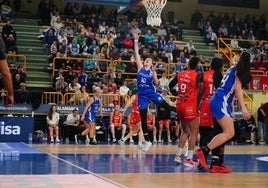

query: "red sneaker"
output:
209 165 232 173
195 149 209 170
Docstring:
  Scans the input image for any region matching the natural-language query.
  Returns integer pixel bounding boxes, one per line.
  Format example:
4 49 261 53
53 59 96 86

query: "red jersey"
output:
202 70 215 99
177 69 198 102
147 113 154 125
111 112 122 125
128 94 141 126
132 94 139 112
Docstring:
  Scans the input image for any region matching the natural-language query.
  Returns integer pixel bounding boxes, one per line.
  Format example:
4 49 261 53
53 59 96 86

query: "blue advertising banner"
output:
0 117 34 142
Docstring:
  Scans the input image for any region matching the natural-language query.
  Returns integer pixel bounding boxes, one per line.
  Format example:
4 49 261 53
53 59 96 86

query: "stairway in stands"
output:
14 17 52 91
182 29 217 60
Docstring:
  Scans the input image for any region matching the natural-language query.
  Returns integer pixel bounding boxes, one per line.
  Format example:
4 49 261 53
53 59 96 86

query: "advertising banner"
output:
0 117 34 142
249 75 268 90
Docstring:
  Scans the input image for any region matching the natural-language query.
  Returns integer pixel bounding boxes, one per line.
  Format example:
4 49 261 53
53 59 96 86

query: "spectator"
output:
159 72 169 90
77 69 88 86
12 73 22 90
5 34 18 55
123 76 135 93
114 71 125 88
64 24 74 44
12 65 26 82
50 11 60 29
123 34 133 49
2 19 16 44
43 29 57 55
55 75 68 92
63 109 80 143
147 109 157 143
114 58 126 73
1 0 14 23
87 70 100 93
15 82 30 104
157 24 167 37
259 102 268 143
144 29 155 48
46 105 60 143
69 77 81 92
97 53 109 72
185 40 196 55
102 68 114 84
206 28 217 45
230 35 240 49
109 105 127 143
68 37 80 57
67 85 89 105
158 35 167 52
157 88 172 143
257 103 265 143
119 80 129 95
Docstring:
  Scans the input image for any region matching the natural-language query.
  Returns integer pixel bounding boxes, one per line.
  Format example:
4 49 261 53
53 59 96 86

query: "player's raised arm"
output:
133 31 143 71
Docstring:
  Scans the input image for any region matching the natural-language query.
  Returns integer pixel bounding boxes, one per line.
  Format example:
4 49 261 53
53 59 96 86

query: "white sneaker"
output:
137 145 143 150
153 139 157 143
118 139 125 145
130 139 134 143
168 139 172 143
174 155 182 163
159 139 163 143
50 139 54 143
112 138 116 143
85 138 90 143
142 141 152 151
56 138 60 143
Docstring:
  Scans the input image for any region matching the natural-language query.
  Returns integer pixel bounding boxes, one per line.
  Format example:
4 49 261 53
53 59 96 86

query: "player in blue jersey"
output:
133 31 172 151
79 87 103 145
196 52 252 173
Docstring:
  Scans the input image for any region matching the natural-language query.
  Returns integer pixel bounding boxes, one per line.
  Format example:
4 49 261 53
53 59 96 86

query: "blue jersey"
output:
85 96 102 123
210 66 236 118
137 67 156 95
137 67 164 109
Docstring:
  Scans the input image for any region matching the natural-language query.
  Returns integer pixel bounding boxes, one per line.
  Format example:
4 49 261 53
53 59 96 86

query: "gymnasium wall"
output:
18 0 267 26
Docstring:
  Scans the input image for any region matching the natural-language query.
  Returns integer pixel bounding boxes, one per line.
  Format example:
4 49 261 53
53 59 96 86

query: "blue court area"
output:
0 142 268 175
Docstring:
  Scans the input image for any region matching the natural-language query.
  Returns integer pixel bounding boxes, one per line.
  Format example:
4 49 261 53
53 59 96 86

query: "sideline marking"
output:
256 156 268 162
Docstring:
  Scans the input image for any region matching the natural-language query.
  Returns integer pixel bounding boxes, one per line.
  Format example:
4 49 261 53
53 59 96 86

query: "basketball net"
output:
143 0 167 27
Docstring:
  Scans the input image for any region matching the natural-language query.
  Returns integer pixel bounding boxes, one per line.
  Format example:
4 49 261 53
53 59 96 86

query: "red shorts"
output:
176 101 198 123
147 124 154 131
159 119 170 125
129 111 141 126
199 99 213 126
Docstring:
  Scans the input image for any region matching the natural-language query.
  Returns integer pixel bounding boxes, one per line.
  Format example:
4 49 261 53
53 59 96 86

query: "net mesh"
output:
143 0 167 27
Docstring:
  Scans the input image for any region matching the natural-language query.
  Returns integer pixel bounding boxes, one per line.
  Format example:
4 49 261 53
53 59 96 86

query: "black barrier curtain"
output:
199 0 259 9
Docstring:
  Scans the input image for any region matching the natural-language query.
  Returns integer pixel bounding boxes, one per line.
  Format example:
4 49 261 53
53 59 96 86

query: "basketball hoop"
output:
142 0 167 27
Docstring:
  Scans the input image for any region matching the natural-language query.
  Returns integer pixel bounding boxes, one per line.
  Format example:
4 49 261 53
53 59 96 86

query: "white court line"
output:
21 142 126 188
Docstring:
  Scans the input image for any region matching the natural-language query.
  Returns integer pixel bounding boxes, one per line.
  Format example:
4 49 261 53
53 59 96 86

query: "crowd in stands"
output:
191 10 268 63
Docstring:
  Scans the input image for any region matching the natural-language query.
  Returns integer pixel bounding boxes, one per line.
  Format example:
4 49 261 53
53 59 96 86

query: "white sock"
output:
177 147 183 156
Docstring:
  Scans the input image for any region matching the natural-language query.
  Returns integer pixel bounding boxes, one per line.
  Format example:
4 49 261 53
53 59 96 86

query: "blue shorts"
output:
209 95 233 119
138 92 164 110
85 111 96 123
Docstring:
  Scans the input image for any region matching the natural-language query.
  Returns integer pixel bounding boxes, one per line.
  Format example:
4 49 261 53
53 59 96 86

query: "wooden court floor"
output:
31 143 268 188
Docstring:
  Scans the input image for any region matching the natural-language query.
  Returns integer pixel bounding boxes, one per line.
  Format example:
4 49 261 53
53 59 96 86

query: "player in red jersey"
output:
198 58 223 169
109 104 126 143
169 56 202 167
118 93 144 148
146 109 157 143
